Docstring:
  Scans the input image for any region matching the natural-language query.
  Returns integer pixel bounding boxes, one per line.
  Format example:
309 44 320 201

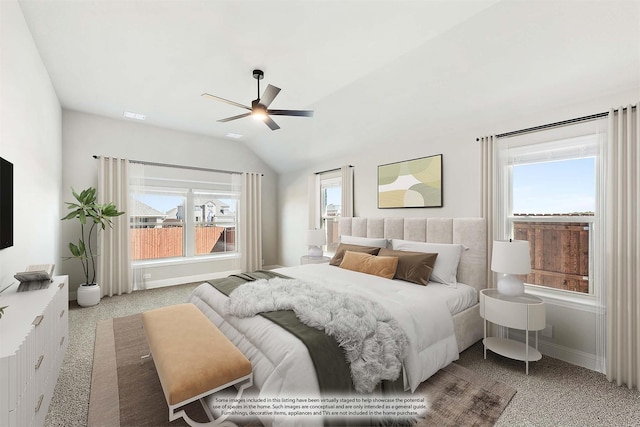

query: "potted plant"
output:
62 187 124 307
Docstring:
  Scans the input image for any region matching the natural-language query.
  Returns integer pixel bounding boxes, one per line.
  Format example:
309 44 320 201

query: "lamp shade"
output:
491 240 531 275
306 229 326 246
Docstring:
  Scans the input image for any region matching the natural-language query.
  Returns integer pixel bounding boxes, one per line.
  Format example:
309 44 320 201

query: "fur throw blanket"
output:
225 277 409 393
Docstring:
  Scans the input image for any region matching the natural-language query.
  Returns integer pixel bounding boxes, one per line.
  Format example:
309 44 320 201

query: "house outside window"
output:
193 192 237 256
497 124 605 299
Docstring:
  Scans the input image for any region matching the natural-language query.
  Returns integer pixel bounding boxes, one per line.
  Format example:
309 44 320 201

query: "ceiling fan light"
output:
252 111 267 121
252 105 267 121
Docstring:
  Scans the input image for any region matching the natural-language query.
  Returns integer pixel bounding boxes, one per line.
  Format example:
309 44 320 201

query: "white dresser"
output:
0 276 69 427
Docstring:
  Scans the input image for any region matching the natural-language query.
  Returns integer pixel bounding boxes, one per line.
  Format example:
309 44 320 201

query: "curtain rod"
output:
93 155 263 176
476 105 637 141
315 165 354 175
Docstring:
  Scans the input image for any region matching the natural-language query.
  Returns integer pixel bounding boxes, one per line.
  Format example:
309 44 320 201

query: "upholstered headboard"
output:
338 217 487 293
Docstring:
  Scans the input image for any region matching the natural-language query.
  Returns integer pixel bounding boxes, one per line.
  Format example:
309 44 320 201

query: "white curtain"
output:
308 173 320 229
606 103 640 390
241 172 262 272
97 157 132 296
341 165 354 218
128 162 146 291
479 135 497 288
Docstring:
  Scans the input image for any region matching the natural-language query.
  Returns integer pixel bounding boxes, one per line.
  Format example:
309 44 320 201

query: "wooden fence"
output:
130 226 236 260
514 221 589 293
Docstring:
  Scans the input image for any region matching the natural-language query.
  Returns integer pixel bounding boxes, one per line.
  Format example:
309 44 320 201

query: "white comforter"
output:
187 264 459 427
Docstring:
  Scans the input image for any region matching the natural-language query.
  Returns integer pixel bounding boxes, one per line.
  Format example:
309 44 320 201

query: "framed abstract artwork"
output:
378 154 443 208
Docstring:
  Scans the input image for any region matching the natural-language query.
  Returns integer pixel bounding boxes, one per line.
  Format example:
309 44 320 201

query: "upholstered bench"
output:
142 303 253 427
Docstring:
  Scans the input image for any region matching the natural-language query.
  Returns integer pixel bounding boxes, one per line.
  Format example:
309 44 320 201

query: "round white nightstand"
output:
300 255 331 265
479 288 545 375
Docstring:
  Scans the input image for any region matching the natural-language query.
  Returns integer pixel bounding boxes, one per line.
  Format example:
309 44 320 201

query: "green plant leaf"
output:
61 210 79 221
69 242 82 257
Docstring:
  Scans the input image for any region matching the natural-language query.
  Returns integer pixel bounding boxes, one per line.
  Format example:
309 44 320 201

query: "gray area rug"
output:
89 312 515 426
414 363 515 426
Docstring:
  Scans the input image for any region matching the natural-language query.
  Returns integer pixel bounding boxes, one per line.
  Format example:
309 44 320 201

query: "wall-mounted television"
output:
0 157 13 249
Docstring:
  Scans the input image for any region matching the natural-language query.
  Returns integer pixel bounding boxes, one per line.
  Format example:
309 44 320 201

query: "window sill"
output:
524 284 600 313
133 253 239 268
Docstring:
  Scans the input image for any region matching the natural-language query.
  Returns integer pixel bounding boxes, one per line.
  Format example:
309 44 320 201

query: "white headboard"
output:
338 217 487 293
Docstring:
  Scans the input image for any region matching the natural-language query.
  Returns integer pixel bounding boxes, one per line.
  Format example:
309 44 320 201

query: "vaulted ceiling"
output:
18 0 640 173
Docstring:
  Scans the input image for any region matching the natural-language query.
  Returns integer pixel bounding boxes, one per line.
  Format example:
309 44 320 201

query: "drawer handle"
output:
60 336 65 346
32 315 44 326
58 282 64 289
60 309 66 318
35 354 44 370
34 394 44 413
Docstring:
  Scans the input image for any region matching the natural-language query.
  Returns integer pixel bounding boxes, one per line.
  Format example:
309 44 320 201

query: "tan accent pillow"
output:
378 248 438 285
329 243 382 266
339 251 399 280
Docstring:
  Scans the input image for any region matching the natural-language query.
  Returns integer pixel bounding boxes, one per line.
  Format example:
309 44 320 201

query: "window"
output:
130 188 186 260
496 121 606 297
130 164 240 263
511 157 594 294
320 171 342 252
310 166 353 254
193 192 236 256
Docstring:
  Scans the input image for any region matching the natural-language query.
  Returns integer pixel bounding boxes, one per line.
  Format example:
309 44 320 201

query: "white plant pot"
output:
77 283 101 307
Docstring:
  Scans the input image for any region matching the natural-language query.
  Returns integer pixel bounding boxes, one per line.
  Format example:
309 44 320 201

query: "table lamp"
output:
307 229 326 257
491 239 531 296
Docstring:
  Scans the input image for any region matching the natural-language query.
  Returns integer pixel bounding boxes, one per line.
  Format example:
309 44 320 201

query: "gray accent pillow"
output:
378 248 438 285
329 244 382 266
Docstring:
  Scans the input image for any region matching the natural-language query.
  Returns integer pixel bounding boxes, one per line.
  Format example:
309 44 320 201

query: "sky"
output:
326 187 341 206
512 157 595 215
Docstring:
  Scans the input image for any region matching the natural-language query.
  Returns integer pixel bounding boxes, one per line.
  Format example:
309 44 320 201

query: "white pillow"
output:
340 235 388 248
390 239 464 286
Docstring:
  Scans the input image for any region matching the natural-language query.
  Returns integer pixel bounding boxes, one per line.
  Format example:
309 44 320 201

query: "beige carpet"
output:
89 313 515 427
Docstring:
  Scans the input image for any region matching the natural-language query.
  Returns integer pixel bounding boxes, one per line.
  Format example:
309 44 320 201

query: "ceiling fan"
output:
202 69 314 131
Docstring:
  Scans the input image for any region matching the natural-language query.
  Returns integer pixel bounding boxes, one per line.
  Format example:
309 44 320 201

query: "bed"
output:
187 217 486 426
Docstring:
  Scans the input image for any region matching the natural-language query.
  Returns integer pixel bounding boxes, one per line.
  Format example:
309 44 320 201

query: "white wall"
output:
0 0 62 289
278 86 640 370
61 110 277 298
279 87 640 266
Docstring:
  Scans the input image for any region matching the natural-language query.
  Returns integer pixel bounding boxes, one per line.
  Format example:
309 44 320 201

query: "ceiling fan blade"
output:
259 84 281 108
217 112 251 123
264 116 281 130
201 93 251 111
267 109 314 117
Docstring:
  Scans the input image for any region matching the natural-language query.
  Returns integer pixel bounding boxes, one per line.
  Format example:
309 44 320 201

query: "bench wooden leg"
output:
168 373 253 427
